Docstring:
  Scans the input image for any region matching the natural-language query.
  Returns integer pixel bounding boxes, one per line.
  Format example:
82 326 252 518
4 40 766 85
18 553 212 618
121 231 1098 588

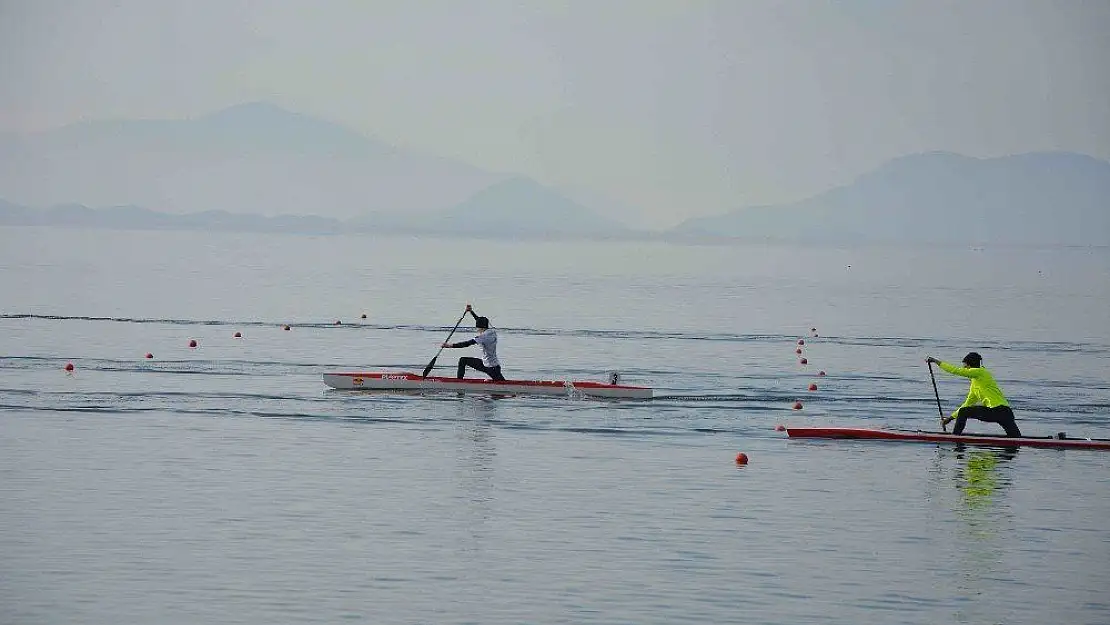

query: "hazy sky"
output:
2 0 1108 227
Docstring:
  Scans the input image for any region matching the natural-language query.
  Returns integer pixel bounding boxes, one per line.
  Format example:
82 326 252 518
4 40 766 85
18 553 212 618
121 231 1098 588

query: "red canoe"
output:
783 426 1110 450
323 371 653 400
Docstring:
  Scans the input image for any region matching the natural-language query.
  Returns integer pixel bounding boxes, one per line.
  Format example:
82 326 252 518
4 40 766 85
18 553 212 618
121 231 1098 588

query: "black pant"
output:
953 405 1021 437
457 357 505 381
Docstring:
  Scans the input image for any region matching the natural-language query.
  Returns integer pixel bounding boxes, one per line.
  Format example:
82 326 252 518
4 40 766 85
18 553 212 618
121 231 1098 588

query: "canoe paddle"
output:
421 307 470 378
927 360 947 432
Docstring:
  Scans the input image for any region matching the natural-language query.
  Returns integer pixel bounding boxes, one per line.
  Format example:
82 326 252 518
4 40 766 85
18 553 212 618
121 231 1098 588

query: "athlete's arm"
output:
938 361 984 379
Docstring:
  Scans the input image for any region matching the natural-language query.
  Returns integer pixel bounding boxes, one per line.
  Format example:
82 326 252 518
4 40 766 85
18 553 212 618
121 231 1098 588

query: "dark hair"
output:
475 316 490 329
962 352 982 367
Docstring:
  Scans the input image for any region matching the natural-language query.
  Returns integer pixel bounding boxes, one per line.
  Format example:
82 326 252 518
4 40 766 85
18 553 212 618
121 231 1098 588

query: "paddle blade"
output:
421 357 437 378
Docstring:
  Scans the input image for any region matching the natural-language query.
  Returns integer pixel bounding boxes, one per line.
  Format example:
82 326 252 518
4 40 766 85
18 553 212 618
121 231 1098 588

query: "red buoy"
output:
793 401 803 410
798 339 805 346
735 452 749 465
233 331 242 338
775 424 786 432
799 358 808 365
334 320 342 325
818 370 826 377
361 313 367 319
808 383 818 391
145 353 153 359
795 347 803 354
188 339 198 348
64 362 74 372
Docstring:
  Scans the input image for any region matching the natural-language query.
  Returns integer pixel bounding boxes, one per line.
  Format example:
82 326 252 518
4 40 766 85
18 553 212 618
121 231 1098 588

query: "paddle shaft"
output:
928 361 947 432
421 308 470 378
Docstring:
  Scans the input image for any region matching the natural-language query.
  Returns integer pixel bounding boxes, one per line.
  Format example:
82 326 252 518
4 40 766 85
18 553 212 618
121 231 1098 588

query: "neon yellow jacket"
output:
938 361 1009 416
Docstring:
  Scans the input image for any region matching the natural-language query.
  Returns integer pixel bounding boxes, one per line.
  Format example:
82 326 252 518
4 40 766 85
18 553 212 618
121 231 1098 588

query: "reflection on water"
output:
938 445 1019 620
955 446 1018 512
925 445 1017 540
454 398 500 557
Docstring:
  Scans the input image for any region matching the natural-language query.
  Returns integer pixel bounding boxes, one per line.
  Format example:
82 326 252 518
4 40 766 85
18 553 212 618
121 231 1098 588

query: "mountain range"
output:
0 102 503 219
0 177 644 240
2 103 1108 245
671 151 1110 246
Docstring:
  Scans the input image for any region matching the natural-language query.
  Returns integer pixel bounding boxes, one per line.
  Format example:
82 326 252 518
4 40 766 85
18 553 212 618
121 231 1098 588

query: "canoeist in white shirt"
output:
442 306 505 381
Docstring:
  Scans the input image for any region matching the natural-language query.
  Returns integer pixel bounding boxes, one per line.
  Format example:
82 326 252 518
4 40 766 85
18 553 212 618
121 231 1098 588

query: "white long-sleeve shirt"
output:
472 329 500 367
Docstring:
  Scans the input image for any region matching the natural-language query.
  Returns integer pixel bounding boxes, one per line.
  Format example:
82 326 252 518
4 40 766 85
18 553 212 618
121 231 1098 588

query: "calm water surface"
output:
2 227 1109 624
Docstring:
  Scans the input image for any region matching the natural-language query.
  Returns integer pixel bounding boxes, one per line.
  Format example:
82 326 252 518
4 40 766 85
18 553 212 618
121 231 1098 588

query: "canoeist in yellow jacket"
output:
925 352 1022 437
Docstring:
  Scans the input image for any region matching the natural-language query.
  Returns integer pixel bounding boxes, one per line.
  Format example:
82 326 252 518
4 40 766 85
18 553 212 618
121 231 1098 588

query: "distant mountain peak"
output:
891 150 969 162
197 101 306 123
463 176 555 200
192 101 374 149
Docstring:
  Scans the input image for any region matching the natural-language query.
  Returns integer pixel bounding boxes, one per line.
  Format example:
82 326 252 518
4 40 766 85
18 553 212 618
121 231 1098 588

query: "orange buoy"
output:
233 331 242 338
64 362 74 372
808 383 818 391
145 353 153 359
735 452 749 465
799 358 808 365
188 339 198 348
793 401 803 410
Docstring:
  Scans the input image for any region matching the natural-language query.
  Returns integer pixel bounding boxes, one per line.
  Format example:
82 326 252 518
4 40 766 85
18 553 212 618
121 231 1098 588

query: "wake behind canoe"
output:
323 371 653 400
783 426 1110 450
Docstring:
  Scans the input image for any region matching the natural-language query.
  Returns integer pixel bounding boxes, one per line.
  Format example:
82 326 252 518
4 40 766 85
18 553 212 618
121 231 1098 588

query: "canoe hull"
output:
784 426 1110 450
323 372 653 400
